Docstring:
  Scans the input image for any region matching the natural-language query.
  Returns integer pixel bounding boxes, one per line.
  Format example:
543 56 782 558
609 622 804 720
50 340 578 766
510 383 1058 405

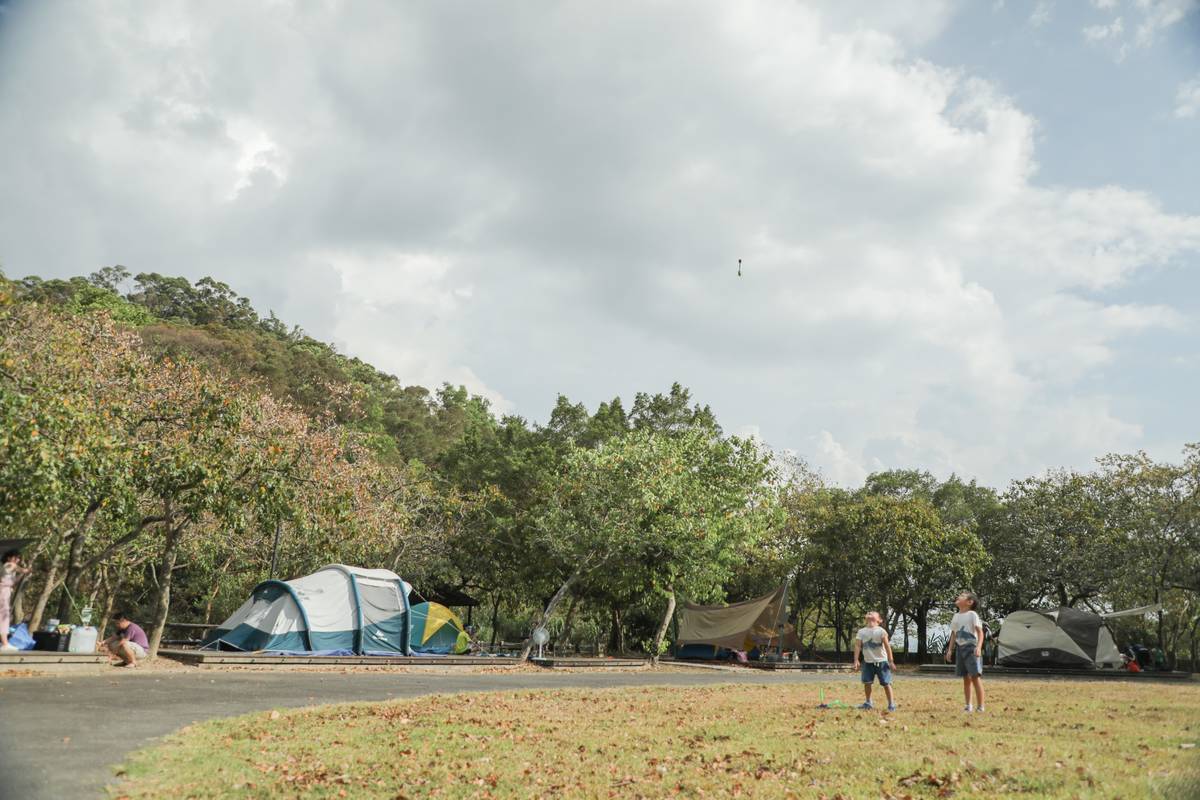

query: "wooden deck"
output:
160 649 518 667
0 651 108 671
918 663 1194 680
160 650 646 669
747 660 853 672
530 656 646 668
662 657 851 672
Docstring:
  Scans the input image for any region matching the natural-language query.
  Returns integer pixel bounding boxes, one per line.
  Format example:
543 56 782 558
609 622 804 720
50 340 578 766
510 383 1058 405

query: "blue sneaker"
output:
887 704 897 712
856 702 873 710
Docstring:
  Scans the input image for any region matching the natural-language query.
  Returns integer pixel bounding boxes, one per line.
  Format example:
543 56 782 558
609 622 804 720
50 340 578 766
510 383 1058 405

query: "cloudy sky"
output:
1 1 1197 487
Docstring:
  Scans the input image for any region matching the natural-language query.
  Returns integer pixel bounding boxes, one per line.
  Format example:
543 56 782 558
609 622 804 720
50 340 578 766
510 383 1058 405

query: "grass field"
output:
113 678 1200 799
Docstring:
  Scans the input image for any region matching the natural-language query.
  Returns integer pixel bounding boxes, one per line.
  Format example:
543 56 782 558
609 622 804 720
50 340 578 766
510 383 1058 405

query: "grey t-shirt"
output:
856 626 888 663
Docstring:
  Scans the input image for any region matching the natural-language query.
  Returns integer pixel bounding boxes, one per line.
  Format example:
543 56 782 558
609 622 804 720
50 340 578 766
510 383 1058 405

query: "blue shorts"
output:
955 648 983 677
860 661 893 685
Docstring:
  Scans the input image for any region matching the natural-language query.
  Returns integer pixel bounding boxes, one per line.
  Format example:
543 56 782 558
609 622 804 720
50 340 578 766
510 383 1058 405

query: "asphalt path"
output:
0 667 855 799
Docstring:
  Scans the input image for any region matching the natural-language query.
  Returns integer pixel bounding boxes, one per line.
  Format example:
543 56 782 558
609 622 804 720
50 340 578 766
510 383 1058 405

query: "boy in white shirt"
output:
944 591 986 712
852 610 896 712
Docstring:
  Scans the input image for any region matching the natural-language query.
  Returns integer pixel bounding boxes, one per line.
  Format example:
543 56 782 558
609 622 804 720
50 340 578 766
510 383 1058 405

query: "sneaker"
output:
856 702 874 710
963 705 973 713
887 704 897 712
976 706 985 713
0 644 17 653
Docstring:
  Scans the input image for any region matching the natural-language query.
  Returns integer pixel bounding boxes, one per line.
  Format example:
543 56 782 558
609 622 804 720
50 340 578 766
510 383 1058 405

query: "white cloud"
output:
1083 16 1125 41
812 431 873 486
0 0 1197 486
320 248 511 412
1133 0 1198 46
1084 0 1196 58
1176 77 1200 118
1030 1 1055 27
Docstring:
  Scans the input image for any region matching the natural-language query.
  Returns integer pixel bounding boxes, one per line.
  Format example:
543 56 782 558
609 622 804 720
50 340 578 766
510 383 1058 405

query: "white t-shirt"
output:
951 610 982 649
856 626 888 663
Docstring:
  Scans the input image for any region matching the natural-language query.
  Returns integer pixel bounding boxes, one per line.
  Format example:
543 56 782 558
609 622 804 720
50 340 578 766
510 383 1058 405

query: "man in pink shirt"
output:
100 611 149 667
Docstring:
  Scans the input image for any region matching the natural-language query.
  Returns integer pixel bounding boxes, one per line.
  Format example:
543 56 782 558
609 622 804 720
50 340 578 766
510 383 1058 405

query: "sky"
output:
0 0 1197 488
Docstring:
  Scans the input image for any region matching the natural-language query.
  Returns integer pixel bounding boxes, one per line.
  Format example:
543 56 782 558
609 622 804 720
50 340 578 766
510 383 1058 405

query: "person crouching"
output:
852 610 897 712
100 611 149 667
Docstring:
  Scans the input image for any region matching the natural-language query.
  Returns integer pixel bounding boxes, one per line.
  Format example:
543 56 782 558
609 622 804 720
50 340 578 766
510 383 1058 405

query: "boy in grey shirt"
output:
852 610 896 711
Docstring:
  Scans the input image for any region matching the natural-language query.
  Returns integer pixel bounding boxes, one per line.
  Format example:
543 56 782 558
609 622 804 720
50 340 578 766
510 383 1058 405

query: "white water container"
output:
67 625 98 653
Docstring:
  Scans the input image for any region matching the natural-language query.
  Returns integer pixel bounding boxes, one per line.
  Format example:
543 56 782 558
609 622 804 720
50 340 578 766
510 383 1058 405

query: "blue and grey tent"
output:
202 565 414 655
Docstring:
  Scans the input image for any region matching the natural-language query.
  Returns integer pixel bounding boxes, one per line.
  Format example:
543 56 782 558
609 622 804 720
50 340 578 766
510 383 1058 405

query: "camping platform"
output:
918 664 1194 680
747 660 853 672
0 651 109 672
159 650 647 669
662 658 851 672
159 649 520 668
530 656 646 668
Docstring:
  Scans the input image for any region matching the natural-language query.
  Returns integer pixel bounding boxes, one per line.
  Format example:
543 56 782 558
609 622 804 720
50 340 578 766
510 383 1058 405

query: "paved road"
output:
0 667 855 799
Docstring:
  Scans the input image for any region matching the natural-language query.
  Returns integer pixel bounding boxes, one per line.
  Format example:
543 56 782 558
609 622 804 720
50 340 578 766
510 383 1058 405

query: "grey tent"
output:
997 607 1122 669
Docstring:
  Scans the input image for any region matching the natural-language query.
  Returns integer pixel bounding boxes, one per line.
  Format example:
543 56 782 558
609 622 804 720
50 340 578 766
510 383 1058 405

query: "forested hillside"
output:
2 268 1198 665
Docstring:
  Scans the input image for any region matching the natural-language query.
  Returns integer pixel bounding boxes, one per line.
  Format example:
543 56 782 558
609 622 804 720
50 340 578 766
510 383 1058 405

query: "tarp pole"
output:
344 571 365 655
671 603 680 657
774 579 790 659
268 519 282 580
398 579 413 656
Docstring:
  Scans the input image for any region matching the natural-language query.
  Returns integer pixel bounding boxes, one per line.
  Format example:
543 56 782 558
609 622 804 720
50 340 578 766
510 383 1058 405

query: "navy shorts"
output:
955 648 983 677
860 661 893 685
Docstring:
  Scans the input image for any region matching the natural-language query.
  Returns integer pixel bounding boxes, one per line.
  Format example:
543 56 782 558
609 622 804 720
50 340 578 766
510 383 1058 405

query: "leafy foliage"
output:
2 269 1198 664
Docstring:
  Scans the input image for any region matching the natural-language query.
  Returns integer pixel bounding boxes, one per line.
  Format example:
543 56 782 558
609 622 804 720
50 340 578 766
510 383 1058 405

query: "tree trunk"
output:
519 573 577 661
833 593 844 661
202 554 234 625
55 501 102 621
790 582 802 627
650 589 676 666
885 605 901 635
916 602 929 658
903 613 909 654
147 521 187 658
608 606 625 655
29 549 66 632
488 593 501 648
558 595 579 654
97 579 117 641
806 606 822 658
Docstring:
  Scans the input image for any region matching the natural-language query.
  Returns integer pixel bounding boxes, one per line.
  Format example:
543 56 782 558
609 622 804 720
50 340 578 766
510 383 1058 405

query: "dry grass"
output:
113 678 1200 799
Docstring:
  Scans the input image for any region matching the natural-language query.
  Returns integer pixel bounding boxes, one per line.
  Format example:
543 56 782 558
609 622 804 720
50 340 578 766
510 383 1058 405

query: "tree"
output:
860 471 992 653
534 428 775 662
989 471 1120 612
1095 447 1200 666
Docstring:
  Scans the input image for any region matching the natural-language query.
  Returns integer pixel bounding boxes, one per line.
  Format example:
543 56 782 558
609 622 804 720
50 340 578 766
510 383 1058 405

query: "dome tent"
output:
997 606 1122 669
408 602 470 654
203 565 413 655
